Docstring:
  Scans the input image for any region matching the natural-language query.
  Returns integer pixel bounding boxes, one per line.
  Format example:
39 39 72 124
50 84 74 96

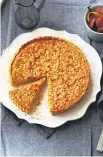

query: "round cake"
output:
10 37 90 115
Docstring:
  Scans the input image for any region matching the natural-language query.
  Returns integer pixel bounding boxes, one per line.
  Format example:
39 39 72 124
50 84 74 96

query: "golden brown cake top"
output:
10 37 90 114
9 78 46 113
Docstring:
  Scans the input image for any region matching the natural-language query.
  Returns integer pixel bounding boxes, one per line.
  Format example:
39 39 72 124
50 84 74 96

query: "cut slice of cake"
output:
9 78 46 113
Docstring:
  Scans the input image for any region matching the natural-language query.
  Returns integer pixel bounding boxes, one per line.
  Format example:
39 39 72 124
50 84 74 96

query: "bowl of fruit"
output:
84 5 103 42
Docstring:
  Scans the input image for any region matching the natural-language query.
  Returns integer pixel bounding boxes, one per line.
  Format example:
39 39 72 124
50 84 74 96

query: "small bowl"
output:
84 5 103 42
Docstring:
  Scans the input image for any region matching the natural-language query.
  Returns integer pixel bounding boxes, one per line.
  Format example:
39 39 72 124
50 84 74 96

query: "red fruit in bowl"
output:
88 17 96 29
96 17 103 28
97 27 103 33
89 14 96 20
96 7 103 14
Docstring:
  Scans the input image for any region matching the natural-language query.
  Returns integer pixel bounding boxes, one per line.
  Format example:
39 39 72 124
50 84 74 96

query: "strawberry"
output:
88 17 96 29
96 7 103 14
96 17 103 28
97 26 103 33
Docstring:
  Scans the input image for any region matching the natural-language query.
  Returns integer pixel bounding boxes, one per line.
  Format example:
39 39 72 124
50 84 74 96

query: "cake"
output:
9 78 46 113
9 37 90 115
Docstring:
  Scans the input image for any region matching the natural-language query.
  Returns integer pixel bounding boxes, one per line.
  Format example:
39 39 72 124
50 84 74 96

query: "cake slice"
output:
9 78 46 113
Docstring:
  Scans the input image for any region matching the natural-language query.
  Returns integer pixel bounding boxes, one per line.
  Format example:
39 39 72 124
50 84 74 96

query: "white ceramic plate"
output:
0 0 5 6
0 28 102 128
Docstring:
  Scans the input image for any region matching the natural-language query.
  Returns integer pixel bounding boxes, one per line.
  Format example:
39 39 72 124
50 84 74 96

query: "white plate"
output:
0 0 5 6
0 28 102 128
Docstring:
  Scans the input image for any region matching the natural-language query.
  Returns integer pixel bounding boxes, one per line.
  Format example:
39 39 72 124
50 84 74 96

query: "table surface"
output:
1 0 103 156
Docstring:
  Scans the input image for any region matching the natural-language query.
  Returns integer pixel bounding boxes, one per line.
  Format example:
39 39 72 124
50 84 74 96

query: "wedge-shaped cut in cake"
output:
9 78 46 113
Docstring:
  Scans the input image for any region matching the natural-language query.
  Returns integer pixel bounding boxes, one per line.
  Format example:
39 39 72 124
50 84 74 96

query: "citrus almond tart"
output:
9 37 90 115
